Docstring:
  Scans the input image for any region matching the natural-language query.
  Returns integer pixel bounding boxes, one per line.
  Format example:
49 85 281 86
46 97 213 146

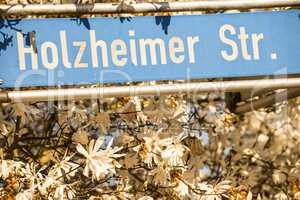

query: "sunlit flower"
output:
161 134 189 166
174 180 190 198
294 191 300 200
149 163 170 186
0 160 9 179
197 181 232 200
213 180 233 194
16 189 33 200
272 170 286 185
22 163 36 178
53 184 75 200
134 131 172 167
0 159 22 180
76 137 125 180
21 163 45 192
38 175 58 195
274 192 288 200
49 153 79 179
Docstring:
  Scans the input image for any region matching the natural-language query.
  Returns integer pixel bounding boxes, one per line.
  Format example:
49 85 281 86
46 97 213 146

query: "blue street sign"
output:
0 10 300 88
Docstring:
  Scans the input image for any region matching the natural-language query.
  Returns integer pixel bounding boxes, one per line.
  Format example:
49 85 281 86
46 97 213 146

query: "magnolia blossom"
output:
49 154 79 179
0 159 22 179
76 137 125 180
174 180 190 198
294 192 300 200
272 170 287 185
134 132 172 167
149 163 170 186
161 143 189 166
38 175 59 195
21 163 43 190
16 189 33 200
274 192 288 200
0 160 9 179
197 181 232 200
53 184 75 200
161 134 189 166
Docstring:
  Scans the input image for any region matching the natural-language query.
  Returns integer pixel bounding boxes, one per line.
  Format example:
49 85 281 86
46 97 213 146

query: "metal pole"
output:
0 0 300 15
1 78 300 103
234 88 300 113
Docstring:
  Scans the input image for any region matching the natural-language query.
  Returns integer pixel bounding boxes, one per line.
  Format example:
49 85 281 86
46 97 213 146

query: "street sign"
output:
0 10 300 88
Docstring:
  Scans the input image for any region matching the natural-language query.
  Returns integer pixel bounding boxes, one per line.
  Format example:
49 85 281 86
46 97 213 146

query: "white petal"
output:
76 144 89 157
1 160 10 179
106 138 114 149
89 139 96 154
247 191 253 200
83 165 90 178
94 138 104 152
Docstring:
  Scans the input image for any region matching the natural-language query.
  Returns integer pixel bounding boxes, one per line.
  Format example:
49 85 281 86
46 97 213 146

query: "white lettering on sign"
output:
17 30 200 70
139 38 167 65
90 30 109 68
219 24 265 61
187 36 200 64
73 41 88 68
17 32 38 70
129 30 137 66
111 39 127 67
16 25 272 71
60 31 72 68
169 37 185 64
41 42 58 69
